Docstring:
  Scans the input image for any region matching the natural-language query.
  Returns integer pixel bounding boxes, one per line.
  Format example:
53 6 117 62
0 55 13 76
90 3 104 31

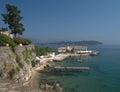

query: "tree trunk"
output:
14 33 16 37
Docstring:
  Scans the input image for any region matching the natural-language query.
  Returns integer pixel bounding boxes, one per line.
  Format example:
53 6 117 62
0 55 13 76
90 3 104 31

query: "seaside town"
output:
35 45 99 70
1 1 120 92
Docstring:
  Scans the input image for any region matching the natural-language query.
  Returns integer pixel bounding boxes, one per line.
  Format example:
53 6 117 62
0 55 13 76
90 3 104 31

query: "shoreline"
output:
0 53 91 91
24 53 90 90
31 53 90 73
28 53 89 77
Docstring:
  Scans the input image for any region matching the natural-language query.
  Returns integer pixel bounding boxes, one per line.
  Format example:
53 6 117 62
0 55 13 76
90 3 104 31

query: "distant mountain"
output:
49 40 102 46
74 41 102 45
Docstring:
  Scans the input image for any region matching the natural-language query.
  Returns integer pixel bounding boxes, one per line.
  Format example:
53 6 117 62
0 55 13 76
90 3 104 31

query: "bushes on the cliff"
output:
14 37 32 45
0 34 16 47
26 60 30 65
35 46 55 56
0 34 32 47
16 55 24 69
31 60 36 67
16 67 20 72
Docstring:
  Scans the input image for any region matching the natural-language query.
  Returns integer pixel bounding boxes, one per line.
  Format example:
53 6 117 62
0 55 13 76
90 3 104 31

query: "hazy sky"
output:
0 0 120 44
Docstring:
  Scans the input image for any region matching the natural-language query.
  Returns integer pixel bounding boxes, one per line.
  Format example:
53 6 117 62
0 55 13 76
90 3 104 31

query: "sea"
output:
35 44 120 92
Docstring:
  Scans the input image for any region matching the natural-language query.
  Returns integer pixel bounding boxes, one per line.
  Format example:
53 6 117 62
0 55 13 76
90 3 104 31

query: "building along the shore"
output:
58 47 67 53
73 46 89 54
58 46 90 54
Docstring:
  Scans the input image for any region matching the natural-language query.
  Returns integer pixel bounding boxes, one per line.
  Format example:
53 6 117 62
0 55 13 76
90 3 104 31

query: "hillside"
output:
50 40 102 46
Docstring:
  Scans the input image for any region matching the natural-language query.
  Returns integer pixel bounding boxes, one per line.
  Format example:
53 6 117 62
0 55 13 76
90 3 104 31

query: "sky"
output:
0 0 120 44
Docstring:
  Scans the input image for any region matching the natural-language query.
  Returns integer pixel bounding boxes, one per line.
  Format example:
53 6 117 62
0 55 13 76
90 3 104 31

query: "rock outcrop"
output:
0 45 36 83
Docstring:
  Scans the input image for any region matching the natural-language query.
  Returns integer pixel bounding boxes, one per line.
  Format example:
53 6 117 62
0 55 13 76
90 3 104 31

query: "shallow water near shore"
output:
37 45 120 92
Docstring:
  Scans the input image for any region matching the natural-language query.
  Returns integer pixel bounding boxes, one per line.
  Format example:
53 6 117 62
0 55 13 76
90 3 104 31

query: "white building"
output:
58 47 67 53
0 28 14 39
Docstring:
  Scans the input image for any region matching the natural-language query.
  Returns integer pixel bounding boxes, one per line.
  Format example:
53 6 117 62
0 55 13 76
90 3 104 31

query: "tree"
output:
1 4 25 37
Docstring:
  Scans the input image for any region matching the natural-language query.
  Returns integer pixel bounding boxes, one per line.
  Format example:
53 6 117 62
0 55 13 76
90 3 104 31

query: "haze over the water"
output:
0 0 120 44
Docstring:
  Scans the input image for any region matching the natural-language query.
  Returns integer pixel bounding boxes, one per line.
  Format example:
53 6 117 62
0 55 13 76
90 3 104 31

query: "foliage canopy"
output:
1 4 25 37
0 34 16 47
35 46 55 56
14 37 32 45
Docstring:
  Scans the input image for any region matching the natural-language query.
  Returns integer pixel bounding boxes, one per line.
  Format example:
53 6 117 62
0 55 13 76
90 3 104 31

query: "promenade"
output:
34 53 89 71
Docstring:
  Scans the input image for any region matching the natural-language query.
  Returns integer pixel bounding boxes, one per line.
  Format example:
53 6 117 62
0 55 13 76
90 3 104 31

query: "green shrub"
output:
16 67 20 72
14 37 32 45
35 46 55 56
3 62 7 72
26 60 30 65
16 55 24 69
14 37 24 44
35 46 40 56
18 62 23 69
16 55 20 63
0 34 16 47
23 38 32 45
31 60 36 67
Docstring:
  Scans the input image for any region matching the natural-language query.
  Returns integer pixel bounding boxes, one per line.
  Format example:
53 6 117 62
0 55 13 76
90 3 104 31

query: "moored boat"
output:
89 51 100 56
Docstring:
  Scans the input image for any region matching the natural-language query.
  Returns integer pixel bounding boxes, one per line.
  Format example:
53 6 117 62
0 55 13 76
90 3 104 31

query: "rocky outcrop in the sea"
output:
0 45 36 83
39 79 63 92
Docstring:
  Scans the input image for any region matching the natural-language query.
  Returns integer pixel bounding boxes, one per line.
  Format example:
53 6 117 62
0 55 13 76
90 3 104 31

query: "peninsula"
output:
49 40 102 45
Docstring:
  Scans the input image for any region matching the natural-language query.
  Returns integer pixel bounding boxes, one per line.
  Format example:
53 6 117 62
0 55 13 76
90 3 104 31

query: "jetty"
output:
49 66 90 72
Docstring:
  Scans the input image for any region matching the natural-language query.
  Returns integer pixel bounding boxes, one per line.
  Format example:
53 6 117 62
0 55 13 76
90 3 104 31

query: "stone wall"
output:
0 45 36 83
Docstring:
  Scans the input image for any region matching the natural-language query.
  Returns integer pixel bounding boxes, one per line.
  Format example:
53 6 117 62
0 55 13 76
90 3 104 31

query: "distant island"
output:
49 40 102 46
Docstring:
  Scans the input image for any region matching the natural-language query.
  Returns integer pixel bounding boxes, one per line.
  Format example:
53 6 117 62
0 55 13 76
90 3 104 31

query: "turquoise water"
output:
38 45 120 92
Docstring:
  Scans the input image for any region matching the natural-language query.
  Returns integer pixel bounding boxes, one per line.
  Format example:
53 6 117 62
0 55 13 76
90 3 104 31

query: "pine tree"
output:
2 4 25 37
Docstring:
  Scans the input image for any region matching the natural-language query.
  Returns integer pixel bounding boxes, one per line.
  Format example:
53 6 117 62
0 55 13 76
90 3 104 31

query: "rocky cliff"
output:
0 45 36 83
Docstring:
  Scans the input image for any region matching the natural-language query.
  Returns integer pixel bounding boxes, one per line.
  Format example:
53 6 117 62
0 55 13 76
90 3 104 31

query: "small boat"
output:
89 51 100 56
77 59 82 62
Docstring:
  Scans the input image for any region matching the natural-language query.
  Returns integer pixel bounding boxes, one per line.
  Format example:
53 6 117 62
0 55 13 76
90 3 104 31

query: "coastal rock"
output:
0 47 17 78
0 45 36 83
